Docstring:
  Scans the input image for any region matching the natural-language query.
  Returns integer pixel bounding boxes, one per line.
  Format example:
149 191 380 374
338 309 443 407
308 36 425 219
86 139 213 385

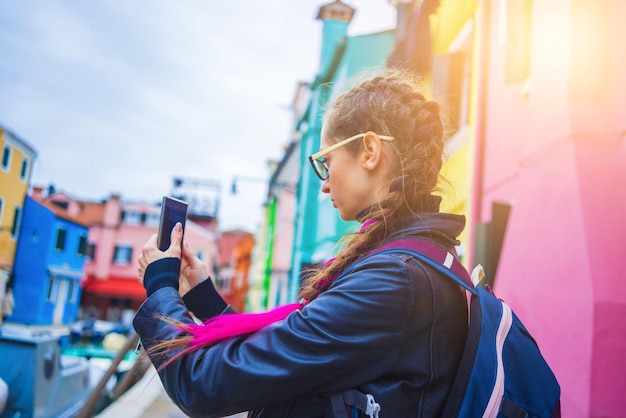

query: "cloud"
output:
0 0 396 231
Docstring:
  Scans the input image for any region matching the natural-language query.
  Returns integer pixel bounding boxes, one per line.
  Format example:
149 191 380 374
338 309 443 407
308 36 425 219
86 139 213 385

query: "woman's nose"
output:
321 179 330 194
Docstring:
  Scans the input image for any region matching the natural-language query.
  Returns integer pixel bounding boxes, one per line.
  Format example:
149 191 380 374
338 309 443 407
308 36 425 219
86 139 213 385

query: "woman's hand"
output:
179 242 209 296
137 222 184 285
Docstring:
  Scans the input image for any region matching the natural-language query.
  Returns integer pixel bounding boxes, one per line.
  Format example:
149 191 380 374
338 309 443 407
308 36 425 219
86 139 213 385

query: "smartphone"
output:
157 196 188 251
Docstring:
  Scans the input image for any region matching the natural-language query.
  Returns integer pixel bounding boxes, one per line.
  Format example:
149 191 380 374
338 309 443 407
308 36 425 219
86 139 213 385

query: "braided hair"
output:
299 69 446 300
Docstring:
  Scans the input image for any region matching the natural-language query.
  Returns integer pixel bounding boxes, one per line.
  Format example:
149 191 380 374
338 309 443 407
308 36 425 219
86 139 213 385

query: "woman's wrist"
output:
182 277 230 319
143 258 181 297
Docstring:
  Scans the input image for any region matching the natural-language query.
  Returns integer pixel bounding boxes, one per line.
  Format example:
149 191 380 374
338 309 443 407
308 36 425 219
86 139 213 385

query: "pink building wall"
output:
269 190 296 307
477 1 625 416
80 195 218 318
85 198 217 281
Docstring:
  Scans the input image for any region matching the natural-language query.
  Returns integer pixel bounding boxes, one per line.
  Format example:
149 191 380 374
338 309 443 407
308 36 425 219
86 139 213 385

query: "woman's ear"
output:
361 131 383 171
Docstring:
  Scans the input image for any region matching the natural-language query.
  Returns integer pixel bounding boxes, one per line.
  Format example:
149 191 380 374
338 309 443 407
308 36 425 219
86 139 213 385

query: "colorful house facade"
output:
0 123 36 305
248 82 308 311
9 194 88 326
255 0 625 416
470 1 625 416
416 1 626 415
77 193 219 321
288 0 396 301
215 229 255 313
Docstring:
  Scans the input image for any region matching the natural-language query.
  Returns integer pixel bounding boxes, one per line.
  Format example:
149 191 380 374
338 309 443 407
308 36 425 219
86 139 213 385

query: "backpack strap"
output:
327 239 474 417
329 390 380 418
374 238 477 294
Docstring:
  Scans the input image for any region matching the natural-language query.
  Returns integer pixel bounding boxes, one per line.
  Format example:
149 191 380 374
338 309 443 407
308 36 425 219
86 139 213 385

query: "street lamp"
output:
230 176 268 195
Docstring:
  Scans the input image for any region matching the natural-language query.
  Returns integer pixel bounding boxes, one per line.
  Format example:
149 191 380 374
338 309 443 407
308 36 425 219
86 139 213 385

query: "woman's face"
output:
318 126 380 221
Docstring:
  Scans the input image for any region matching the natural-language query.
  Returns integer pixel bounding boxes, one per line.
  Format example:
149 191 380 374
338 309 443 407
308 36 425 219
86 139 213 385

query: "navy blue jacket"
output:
133 212 468 417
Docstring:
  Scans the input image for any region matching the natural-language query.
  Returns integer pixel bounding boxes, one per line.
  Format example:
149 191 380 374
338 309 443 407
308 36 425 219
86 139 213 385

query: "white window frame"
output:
67 279 78 303
46 277 59 302
113 244 133 265
123 211 142 226
145 212 160 227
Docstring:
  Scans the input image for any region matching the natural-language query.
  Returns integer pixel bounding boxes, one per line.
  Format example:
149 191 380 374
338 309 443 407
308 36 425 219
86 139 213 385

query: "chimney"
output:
315 1 355 71
32 186 44 200
316 0 355 22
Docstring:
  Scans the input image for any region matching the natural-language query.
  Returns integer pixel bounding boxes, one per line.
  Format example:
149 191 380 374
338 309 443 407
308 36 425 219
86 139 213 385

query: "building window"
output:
1 145 10 171
46 278 59 302
86 242 96 260
55 228 67 251
77 235 88 256
67 280 78 303
50 200 69 210
113 245 132 265
0 198 3 230
122 211 142 226
11 206 21 239
145 212 160 227
20 158 28 181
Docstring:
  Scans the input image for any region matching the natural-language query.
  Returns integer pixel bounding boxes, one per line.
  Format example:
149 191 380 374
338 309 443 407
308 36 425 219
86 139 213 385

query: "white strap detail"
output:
482 302 513 418
471 264 485 286
365 394 380 418
443 252 454 268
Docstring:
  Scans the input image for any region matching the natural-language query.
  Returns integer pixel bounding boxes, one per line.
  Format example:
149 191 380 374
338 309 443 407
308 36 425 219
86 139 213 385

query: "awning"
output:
82 276 146 299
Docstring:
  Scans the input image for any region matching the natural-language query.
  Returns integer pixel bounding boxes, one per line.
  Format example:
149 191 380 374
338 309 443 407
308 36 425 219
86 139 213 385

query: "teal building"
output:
257 1 396 305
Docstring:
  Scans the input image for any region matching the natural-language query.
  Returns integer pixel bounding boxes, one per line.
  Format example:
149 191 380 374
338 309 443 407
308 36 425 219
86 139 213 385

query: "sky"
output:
0 1 396 232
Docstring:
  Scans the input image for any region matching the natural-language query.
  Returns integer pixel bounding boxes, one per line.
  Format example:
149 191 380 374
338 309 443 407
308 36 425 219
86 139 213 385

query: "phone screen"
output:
157 196 188 251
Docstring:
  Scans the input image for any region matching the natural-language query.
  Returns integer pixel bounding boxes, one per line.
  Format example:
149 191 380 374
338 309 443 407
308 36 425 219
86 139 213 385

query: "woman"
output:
134 70 468 417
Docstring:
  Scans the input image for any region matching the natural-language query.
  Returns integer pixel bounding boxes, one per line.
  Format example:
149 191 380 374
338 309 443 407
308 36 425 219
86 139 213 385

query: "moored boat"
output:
0 324 90 418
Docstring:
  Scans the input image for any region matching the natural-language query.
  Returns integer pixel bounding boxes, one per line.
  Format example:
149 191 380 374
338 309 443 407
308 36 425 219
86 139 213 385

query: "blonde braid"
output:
299 69 446 301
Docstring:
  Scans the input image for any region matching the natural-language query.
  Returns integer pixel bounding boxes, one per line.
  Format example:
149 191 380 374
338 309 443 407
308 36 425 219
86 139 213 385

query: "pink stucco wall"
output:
477 1 625 416
268 190 296 307
84 199 217 283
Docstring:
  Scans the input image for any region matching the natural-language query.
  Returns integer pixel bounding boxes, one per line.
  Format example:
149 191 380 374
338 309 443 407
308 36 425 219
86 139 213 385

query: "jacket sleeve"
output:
182 278 236 320
133 253 417 418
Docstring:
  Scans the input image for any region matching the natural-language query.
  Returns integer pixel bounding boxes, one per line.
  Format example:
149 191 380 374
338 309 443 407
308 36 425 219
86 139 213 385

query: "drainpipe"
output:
471 0 491 263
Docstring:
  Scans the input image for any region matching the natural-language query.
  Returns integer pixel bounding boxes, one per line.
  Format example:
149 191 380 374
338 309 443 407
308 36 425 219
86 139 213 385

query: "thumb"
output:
181 241 193 262
169 222 183 253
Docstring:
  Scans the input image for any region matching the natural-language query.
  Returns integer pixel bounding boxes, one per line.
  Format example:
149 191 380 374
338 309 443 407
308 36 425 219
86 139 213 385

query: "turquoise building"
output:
256 1 395 305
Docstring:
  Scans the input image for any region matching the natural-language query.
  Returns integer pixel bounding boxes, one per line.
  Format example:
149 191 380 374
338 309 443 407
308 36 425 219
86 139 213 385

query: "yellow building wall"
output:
431 0 477 55
429 0 479 261
0 128 35 271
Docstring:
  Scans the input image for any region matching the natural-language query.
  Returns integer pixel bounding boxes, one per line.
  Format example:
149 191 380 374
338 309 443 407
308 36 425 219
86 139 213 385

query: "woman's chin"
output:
337 210 356 222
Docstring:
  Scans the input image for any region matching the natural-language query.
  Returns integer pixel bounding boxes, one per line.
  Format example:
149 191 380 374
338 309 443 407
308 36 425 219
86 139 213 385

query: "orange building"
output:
216 229 255 313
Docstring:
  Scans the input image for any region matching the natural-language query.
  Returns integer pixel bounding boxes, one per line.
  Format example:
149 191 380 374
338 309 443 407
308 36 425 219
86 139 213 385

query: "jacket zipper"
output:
482 301 513 418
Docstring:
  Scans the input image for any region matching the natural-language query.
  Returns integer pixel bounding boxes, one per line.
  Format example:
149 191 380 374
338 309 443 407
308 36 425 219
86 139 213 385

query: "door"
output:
53 279 68 325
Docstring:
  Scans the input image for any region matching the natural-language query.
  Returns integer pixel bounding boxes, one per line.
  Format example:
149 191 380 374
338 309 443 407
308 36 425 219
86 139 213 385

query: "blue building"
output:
8 194 88 326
